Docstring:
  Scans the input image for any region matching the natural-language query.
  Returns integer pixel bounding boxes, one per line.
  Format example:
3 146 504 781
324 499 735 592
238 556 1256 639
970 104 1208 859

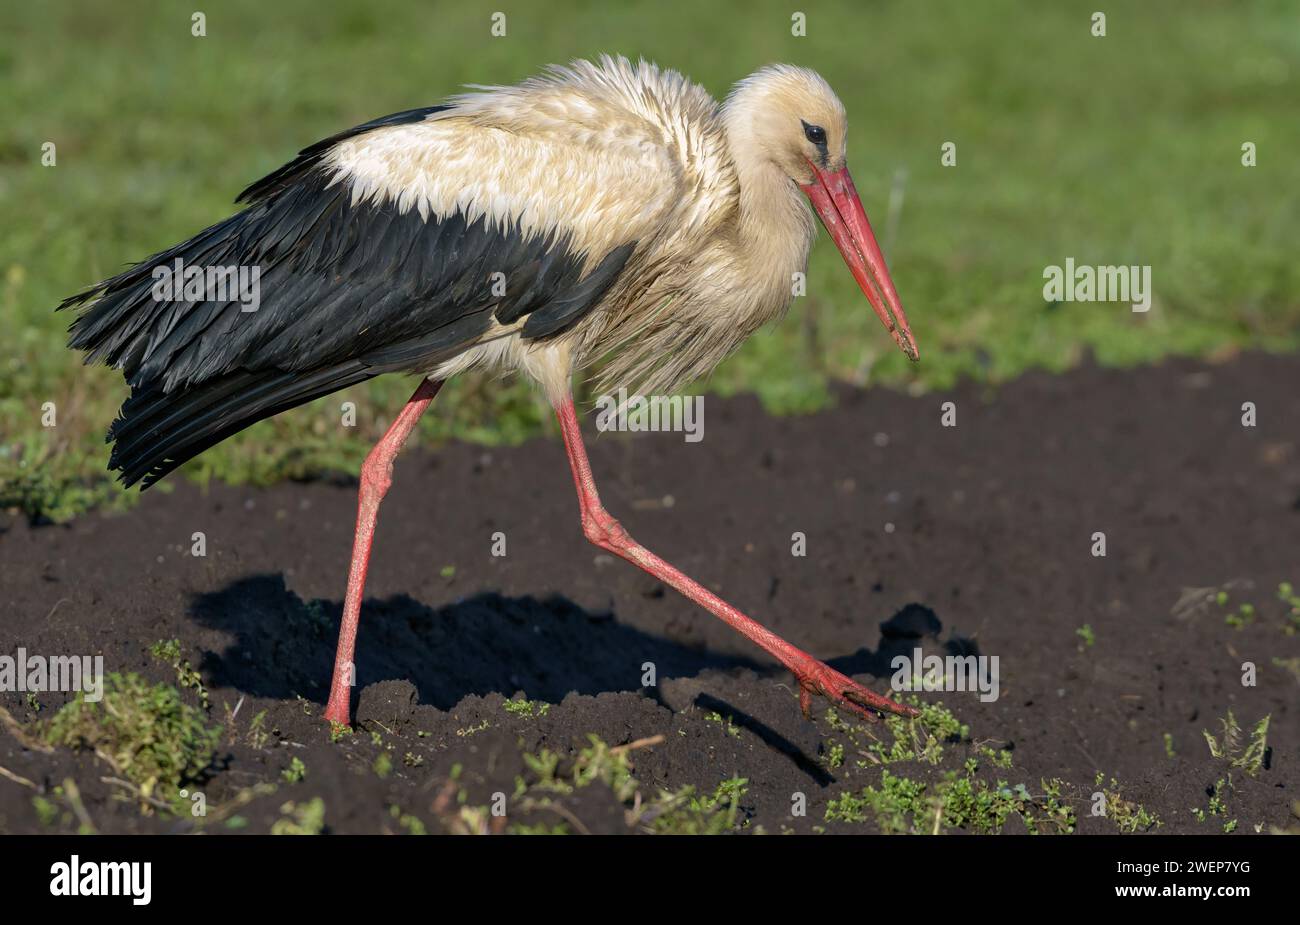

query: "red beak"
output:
800 162 918 361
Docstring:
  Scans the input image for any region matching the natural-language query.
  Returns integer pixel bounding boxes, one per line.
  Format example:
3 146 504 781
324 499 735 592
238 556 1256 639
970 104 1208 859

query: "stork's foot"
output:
794 658 918 723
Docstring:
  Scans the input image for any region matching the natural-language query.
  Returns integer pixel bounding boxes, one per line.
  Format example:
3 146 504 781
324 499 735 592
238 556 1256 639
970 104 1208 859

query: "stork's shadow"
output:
189 574 763 710
189 575 953 713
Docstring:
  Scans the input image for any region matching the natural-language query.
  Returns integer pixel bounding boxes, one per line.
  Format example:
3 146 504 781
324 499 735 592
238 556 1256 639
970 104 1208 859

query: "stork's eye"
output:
802 121 827 145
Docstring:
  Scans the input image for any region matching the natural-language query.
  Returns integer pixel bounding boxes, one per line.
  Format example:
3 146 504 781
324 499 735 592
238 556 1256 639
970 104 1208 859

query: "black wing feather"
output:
59 109 636 488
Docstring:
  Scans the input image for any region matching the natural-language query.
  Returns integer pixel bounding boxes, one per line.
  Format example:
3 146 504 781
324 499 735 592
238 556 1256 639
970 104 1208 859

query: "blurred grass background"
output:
2 0 1298 519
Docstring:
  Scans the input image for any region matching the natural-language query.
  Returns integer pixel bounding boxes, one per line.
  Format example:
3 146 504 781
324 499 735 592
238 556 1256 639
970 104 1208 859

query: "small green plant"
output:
573 736 637 801
1203 776 1231 824
860 701 968 767
521 748 564 793
282 756 306 783
828 746 1080 835
1031 778 1077 834
503 698 550 718
373 752 393 778
1076 624 1096 648
1112 800 1159 833
826 769 929 832
509 821 570 835
1278 582 1300 635
1203 711 1269 776
389 804 427 835
42 672 219 808
829 770 1073 835
978 744 1014 770
27 780 98 835
705 711 741 738
1097 776 1160 833
1224 602 1255 629
271 798 325 835
149 639 209 709
1210 781 1226 814
1273 656 1300 683
651 777 749 834
32 796 58 827
1212 584 1300 630
1163 732 1176 758
509 736 747 834
246 710 270 749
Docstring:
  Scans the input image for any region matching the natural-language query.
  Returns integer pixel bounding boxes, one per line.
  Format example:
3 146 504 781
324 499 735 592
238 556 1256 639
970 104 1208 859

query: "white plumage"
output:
320 55 855 401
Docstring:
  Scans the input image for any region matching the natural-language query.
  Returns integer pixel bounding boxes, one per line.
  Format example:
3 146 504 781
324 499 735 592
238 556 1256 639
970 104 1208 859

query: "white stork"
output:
61 55 920 727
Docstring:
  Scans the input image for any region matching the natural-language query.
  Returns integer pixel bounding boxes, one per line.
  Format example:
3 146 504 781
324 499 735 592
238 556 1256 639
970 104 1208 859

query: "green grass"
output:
820 700 1160 833
271 798 326 835
4 0 1299 518
505 734 749 834
1203 710 1270 776
42 672 220 809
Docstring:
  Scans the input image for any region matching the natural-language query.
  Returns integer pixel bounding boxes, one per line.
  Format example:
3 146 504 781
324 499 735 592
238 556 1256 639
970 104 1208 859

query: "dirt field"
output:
1 352 1296 834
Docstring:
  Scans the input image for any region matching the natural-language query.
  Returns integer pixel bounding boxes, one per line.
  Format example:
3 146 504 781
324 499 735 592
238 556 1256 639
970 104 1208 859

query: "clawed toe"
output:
795 663 919 722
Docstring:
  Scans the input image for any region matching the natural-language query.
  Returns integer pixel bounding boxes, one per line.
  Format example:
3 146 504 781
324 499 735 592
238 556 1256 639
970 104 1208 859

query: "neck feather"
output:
722 109 815 287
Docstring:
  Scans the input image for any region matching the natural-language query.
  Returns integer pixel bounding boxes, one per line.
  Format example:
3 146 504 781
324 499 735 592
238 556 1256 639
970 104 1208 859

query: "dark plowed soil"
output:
1 352 1297 834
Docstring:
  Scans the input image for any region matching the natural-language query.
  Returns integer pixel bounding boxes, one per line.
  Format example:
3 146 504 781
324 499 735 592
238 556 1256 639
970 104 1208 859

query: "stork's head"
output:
725 65 918 360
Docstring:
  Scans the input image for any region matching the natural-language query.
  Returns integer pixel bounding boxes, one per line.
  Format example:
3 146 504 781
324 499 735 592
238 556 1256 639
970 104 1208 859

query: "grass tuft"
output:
42 672 220 809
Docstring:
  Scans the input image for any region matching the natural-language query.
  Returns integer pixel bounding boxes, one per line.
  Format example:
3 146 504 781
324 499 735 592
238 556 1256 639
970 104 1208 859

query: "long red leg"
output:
323 378 443 726
553 394 916 722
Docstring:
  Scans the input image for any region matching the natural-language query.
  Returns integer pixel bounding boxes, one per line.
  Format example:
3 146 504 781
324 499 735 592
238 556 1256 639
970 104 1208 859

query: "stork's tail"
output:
107 362 377 489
